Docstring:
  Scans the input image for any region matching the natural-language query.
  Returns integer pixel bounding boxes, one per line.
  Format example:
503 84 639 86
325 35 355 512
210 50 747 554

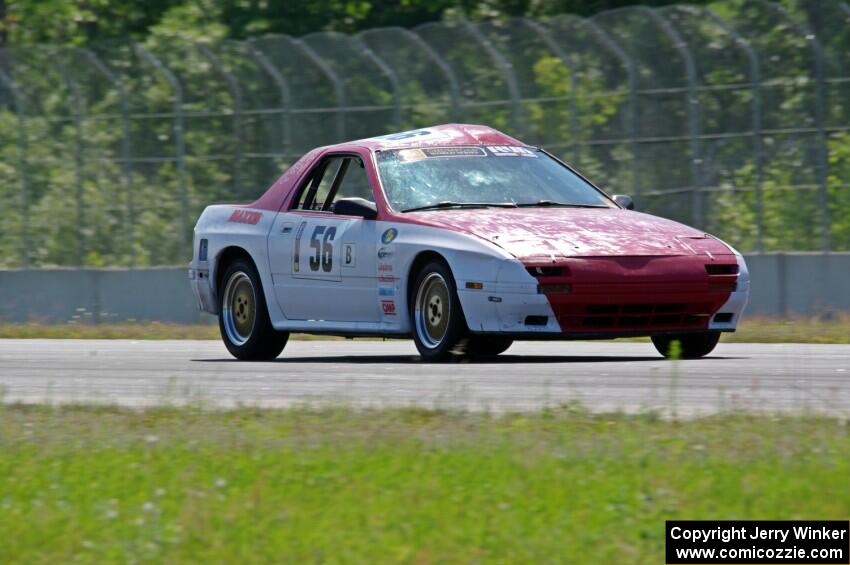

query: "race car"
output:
189 124 749 361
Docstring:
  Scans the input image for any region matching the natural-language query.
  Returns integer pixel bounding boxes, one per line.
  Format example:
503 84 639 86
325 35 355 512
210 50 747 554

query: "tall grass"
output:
1 404 848 563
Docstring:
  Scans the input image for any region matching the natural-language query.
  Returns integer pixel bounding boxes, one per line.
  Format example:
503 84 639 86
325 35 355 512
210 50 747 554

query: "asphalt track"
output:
0 339 848 415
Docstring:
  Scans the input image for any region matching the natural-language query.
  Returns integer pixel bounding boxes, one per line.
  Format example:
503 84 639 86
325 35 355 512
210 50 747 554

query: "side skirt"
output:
281 328 734 341
288 330 412 339
467 328 736 341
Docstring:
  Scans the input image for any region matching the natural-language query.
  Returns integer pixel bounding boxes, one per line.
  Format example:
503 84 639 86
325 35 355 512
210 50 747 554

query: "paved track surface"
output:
1 340 848 415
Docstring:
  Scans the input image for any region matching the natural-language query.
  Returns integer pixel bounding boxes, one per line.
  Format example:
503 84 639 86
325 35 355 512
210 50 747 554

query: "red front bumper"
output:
527 255 738 334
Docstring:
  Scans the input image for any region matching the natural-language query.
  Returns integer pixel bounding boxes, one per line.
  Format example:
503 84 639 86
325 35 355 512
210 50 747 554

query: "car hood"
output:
410 207 734 260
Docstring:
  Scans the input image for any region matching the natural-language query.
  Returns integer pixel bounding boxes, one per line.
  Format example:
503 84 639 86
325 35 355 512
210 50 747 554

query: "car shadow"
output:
192 355 743 365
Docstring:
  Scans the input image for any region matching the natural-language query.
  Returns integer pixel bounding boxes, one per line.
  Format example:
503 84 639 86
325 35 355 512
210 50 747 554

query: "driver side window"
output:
293 155 374 212
334 158 374 203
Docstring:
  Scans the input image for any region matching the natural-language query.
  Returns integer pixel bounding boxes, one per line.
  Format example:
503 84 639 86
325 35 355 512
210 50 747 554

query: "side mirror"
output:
332 197 378 219
613 194 634 210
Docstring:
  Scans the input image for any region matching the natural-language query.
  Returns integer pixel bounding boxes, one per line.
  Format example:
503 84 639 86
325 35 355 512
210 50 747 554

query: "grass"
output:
0 316 849 343
0 323 340 341
0 404 848 563
721 316 850 344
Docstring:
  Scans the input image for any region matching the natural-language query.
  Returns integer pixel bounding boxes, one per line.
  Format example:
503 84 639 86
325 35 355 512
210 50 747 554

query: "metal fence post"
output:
351 37 402 130
463 21 523 136
395 28 462 121
246 38 293 158
44 47 87 265
579 18 639 197
699 8 765 252
641 7 703 229
524 19 581 164
291 38 347 141
0 67 30 266
134 43 190 252
199 45 244 198
78 47 136 264
758 0 830 251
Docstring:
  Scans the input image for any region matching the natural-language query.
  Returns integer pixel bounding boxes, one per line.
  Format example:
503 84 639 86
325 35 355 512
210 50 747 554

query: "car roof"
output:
249 124 530 211
343 123 528 152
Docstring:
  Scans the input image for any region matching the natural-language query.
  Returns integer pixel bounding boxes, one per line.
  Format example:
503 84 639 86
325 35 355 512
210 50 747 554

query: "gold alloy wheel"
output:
222 271 256 346
414 272 451 349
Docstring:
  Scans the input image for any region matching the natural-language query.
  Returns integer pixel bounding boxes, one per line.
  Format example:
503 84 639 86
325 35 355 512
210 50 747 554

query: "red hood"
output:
408 208 734 260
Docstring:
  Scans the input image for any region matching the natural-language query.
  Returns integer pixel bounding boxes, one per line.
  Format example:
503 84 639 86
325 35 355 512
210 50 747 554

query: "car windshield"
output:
375 146 614 212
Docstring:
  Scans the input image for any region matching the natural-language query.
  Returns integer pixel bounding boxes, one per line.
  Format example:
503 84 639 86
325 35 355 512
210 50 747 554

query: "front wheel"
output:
411 261 468 362
218 258 288 360
651 332 720 359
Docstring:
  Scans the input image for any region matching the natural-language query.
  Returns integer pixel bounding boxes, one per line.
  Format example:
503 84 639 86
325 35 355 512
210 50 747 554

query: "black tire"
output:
651 332 720 359
410 260 468 362
466 336 514 357
218 257 288 360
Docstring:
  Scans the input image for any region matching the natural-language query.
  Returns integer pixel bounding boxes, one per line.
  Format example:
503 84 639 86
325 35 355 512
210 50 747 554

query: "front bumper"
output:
188 265 217 314
457 254 749 337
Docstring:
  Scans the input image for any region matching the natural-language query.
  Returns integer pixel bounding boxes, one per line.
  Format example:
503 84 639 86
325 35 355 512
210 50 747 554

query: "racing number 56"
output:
309 226 336 272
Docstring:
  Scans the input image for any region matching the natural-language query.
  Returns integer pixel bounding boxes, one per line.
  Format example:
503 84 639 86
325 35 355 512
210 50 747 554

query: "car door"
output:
268 154 379 323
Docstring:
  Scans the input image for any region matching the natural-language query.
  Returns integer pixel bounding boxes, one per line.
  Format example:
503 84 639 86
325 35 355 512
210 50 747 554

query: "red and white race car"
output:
189 124 749 361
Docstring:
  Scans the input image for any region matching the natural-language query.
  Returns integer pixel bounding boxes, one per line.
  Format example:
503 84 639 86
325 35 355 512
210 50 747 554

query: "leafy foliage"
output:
0 0 846 266
2 0 722 45
2 405 849 562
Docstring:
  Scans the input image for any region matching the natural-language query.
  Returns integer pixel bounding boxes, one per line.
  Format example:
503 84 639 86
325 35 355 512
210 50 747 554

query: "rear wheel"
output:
411 261 467 362
651 332 720 359
219 258 288 360
466 336 513 357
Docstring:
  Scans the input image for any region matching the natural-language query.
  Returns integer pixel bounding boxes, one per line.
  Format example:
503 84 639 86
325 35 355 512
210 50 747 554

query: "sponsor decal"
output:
377 247 394 259
293 221 307 273
398 146 487 163
378 275 395 283
343 243 356 267
381 300 397 315
378 263 393 273
398 148 427 163
487 145 536 157
422 146 487 158
378 286 395 297
229 209 262 224
369 128 445 143
381 228 398 245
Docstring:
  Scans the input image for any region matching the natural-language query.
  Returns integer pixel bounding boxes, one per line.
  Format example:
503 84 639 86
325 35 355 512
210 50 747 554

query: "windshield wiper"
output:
401 201 517 213
515 200 607 208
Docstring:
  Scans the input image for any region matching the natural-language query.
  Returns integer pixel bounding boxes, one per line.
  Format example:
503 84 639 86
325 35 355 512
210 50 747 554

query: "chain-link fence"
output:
0 0 848 267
